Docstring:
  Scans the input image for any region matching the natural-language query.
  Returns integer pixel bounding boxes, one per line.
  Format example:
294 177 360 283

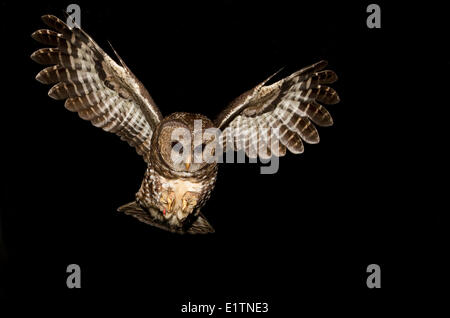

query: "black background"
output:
0 0 447 315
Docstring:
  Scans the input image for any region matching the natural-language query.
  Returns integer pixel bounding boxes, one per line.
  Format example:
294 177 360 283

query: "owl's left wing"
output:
31 15 163 160
215 61 339 159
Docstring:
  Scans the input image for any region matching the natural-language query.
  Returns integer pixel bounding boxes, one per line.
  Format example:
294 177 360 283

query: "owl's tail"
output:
117 201 215 234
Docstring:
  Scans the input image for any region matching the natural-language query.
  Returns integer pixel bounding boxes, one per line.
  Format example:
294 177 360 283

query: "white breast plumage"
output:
160 176 205 200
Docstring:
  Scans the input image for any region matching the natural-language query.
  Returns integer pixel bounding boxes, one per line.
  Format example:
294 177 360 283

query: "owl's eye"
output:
171 141 183 154
194 143 207 154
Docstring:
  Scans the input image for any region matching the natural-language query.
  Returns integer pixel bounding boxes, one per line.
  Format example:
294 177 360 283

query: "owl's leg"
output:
159 189 176 213
181 191 200 213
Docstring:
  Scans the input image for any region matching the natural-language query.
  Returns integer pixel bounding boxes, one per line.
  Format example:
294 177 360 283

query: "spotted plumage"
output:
31 14 340 234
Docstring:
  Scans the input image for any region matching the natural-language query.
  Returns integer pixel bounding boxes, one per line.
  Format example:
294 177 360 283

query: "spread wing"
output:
215 61 339 159
31 15 163 160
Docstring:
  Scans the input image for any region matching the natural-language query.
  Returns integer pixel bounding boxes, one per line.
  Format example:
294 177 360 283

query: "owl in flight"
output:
31 15 340 234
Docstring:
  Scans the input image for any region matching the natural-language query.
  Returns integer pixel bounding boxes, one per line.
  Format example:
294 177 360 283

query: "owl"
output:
31 15 340 234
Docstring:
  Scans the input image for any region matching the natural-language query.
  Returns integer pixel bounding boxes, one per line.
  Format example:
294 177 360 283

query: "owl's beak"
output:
185 156 191 170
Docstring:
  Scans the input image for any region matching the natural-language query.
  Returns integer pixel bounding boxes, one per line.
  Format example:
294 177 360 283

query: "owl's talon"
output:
168 197 174 212
181 191 199 213
160 190 175 213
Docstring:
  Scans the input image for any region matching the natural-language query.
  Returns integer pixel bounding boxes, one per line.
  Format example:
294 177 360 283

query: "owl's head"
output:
154 113 218 174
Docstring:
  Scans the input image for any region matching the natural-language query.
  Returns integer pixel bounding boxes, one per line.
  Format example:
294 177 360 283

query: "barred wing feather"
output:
31 15 163 159
215 60 339 159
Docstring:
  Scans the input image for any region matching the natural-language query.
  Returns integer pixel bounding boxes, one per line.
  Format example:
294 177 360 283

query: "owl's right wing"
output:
31 15 163 160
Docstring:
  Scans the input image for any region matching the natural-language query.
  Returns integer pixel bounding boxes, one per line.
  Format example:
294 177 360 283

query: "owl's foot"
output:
181 191 200 213
159 190 176 213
